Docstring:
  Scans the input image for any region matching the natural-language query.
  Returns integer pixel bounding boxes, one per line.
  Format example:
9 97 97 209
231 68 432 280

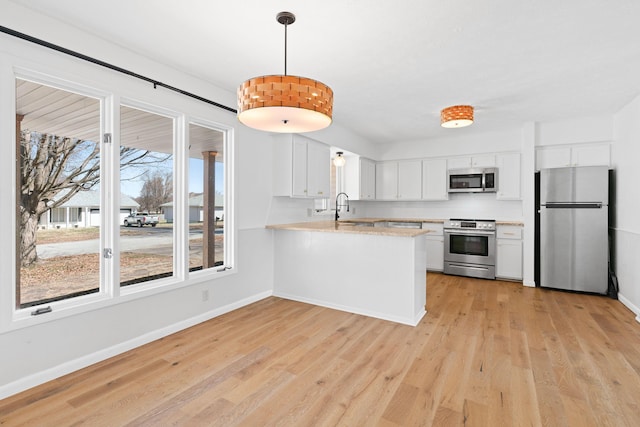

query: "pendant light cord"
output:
284 21 288 76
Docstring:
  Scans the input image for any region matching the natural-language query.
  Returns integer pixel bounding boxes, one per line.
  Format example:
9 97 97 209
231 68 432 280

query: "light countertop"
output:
340 218 524 226
340 218 446 224
266 221 434 237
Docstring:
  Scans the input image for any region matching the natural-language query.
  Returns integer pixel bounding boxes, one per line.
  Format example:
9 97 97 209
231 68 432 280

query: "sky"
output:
120 157 224 199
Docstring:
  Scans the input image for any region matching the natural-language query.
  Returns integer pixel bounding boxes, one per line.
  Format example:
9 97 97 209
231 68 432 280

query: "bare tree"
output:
19 130 169 267
136 171 173 212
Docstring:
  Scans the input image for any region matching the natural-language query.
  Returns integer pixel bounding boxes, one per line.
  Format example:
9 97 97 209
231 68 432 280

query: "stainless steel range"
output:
444 219 496 280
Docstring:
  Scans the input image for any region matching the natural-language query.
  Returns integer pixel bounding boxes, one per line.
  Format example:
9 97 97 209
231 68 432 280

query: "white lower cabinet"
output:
423 222 444 271
496 225 523 280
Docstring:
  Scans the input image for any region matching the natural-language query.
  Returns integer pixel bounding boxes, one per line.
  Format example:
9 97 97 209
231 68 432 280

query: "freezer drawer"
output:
540 206 608 293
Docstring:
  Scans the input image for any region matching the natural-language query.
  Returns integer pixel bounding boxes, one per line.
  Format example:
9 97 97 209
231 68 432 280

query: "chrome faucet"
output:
335 192 350 221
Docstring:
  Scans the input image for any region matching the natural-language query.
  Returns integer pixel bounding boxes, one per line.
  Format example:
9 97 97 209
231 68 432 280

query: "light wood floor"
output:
2 273 640 426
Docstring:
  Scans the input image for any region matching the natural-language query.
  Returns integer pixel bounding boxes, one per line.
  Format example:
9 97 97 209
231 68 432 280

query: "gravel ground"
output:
19 226 223 306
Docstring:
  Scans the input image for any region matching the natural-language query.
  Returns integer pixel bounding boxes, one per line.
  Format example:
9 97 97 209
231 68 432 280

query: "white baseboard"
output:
273 291 425 327
0 290 272 400
618 293 640 324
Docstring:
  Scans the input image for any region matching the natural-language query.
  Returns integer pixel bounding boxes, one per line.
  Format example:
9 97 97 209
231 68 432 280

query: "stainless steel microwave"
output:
447 168 498 193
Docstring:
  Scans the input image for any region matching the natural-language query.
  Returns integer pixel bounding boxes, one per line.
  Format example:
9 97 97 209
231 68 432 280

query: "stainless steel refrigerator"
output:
539 166 609 293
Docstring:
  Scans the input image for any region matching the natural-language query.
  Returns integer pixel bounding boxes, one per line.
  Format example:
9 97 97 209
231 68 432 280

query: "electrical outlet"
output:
202 289 209 302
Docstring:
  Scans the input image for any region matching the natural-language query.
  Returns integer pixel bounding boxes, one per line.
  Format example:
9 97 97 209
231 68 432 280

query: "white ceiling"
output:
11 0 640 144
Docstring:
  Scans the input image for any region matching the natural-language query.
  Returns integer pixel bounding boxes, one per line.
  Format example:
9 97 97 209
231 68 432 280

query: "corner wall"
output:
612 95 640 321
0 5 276 398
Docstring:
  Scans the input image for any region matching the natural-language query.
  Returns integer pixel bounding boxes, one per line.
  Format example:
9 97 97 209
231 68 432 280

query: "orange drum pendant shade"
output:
441 105 474 128
237 12 333 133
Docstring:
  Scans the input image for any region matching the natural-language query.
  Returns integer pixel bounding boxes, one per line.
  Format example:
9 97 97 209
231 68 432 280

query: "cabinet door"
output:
397 161 422 200
291 138 308 197
360 158 376 200
375 162 398 200
447 157 472 169
472 154 496 168
536 146 571 169
422 159 448 200
496 153 521 200
307 141 330 197
426 237 444 271
571 144 610 167
496 239 523 280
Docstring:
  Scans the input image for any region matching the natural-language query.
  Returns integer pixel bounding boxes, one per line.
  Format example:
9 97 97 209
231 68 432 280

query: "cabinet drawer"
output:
497 225 522 239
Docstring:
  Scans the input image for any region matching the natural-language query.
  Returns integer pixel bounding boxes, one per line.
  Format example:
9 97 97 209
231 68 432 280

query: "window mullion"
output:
106 96 120 298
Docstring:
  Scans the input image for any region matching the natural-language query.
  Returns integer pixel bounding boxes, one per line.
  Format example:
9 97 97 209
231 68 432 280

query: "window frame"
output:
2 56 236 333
186 118 235 278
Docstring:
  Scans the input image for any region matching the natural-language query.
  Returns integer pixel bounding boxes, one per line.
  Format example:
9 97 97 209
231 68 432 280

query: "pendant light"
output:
237 12 333 133
333 151 346 167
441 105 474 128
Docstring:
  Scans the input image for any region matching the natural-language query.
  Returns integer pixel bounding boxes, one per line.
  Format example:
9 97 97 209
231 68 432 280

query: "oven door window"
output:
449 234 489 256
449 174 483 190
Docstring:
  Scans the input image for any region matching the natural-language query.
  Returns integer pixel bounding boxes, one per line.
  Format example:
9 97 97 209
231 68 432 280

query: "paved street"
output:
37 227 203 259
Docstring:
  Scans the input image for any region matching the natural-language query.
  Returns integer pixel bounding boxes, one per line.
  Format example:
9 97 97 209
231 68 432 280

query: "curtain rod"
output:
0 25 237 114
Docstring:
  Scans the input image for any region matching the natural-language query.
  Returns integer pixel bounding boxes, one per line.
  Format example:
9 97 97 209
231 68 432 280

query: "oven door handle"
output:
444 229 495 236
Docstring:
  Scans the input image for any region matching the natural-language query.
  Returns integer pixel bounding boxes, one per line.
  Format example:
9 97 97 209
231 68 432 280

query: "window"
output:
119 105 174 286
10 70 234 324
16 78 102 308
188 123 226 273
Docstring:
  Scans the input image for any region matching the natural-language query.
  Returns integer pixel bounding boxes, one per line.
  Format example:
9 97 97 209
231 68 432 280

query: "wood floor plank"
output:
2 273 640 426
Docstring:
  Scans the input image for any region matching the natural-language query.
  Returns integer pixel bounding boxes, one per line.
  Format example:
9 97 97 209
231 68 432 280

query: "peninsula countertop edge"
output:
266 221 433 237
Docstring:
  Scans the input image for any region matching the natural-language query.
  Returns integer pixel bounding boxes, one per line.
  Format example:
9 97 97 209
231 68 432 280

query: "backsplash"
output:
355 193 523 221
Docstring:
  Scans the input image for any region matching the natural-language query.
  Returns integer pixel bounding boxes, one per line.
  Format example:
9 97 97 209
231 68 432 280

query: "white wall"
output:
536 114 613 146
612 95 640 321
0 5 276 398
361 196 523 222
376 127 523 160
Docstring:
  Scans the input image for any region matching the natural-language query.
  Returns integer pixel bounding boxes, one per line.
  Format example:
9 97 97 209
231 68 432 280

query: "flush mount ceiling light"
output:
237 11 333 133
333 151 345 167
440 105 474 128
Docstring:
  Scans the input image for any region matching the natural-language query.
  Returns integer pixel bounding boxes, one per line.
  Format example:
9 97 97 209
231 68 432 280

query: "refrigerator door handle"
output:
543 202 603 209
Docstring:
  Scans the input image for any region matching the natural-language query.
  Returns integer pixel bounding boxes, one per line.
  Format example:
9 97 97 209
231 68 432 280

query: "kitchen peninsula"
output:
266 221 431 326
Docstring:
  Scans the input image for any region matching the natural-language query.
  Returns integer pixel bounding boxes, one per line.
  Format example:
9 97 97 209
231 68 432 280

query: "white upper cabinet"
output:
536 143 610 170
375 161 398 200
291 137 308 197
447 154 496 169
343 156 376 200
307 141 330 198
397 160 422 200
496 153 521 200
360 158 376 200
422 159 448 200
376 160 422 200
273 134 330 198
